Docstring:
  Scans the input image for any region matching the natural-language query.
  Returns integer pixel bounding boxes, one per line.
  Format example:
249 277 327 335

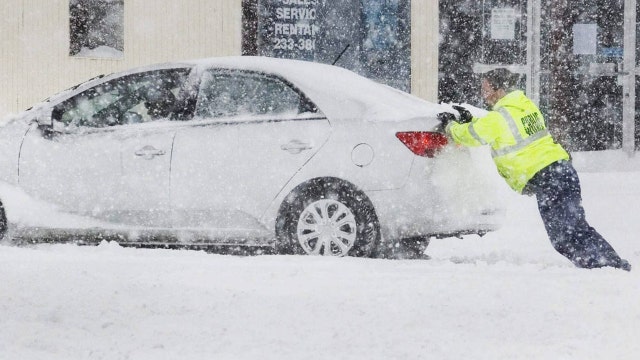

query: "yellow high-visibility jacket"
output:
446 90 569 193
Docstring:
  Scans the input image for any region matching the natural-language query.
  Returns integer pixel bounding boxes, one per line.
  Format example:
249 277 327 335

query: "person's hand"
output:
437 112 456 128
452 105 473 124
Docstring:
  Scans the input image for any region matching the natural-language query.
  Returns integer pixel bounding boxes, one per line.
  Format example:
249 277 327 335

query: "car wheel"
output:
392 236 431 259
0 200 7 240
276 178 380 257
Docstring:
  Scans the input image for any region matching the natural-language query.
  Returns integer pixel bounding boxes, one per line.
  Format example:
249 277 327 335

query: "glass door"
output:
439 0 637 153
439 0 532 107
474 0 530 99
540 0 636 152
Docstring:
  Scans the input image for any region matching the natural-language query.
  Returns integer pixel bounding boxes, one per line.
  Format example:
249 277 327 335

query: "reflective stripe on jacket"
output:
446 90 570 193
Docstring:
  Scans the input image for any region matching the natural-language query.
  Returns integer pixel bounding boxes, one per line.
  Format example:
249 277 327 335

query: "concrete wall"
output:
0 0 438 118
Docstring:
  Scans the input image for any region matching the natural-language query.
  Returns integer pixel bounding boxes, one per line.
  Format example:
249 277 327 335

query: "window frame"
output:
193 68 321 122
51 67 193 130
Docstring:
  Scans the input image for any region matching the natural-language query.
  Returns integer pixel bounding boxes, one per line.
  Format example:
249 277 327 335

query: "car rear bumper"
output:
367 187 504 241
368 147 506 241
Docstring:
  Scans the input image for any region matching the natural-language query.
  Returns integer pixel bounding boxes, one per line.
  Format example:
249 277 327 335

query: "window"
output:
242 0 411 92
70 0 124 59
53 69 191 127
195 70 312 118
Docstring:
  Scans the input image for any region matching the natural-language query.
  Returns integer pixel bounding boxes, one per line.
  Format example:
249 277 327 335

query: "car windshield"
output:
40 74 106 104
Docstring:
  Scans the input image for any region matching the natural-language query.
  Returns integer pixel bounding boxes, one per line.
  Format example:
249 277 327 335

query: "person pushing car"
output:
440 68 631 271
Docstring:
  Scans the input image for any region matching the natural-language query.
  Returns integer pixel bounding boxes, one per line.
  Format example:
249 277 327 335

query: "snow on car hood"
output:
187 56 448 122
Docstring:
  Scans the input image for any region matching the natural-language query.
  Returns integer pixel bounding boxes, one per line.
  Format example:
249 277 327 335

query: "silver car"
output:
0 57 504 258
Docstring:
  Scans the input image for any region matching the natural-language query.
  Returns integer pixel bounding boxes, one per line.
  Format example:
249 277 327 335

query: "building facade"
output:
0 0 437 117
440 0 639 153
0 0 637 153
0 0 245 116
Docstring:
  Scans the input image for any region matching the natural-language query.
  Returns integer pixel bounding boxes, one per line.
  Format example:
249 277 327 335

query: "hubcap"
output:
296 199 357 256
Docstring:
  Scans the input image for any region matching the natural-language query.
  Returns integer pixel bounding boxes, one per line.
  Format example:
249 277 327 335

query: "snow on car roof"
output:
184 56 446 122
12 56 447 124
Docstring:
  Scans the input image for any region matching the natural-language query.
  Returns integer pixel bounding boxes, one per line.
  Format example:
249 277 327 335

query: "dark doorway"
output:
439 0 527 108
439 0 637 151
542 0 625 151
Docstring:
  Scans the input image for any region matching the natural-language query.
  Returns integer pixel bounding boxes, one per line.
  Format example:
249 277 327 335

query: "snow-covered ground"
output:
1 151 639 360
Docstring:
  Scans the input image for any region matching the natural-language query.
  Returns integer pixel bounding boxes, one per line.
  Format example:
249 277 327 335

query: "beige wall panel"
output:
125 0 241 64
0 1 20 115
1 0 242 118
2 0 436 117
411 0 439 102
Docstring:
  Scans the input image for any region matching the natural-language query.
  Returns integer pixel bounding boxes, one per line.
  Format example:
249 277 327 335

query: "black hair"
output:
482 68 519 91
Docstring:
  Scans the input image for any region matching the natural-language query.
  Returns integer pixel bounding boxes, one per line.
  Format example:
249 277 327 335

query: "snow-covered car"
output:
0 56 505 257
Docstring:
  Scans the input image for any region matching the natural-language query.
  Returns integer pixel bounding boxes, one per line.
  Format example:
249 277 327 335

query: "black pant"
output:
524 160 627 269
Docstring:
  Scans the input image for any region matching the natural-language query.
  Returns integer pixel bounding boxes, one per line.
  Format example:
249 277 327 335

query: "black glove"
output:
452 105 473 124
437 112 457 128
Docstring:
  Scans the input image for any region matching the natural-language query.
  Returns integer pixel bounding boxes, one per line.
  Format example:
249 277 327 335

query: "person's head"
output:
144 86 176 119
480 68 519 106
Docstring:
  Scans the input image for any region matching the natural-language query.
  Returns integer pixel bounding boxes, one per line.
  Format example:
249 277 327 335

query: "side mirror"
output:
35 111 53 127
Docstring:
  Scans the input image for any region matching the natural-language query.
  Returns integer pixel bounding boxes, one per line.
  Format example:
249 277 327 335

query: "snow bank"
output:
0 152 638 359
0 181 114 229
572 150 640 173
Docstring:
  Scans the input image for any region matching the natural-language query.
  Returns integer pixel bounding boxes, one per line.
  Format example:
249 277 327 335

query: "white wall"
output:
0 0 438 118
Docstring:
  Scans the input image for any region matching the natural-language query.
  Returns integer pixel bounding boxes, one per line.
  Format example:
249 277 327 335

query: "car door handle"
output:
135 145 166 159
280 139 313 154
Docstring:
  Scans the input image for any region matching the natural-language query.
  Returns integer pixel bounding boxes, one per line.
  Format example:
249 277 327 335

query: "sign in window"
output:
244 0 411 92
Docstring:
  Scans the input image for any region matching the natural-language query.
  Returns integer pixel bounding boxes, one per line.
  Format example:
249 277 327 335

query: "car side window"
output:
52 68 191 127
195 70 316 119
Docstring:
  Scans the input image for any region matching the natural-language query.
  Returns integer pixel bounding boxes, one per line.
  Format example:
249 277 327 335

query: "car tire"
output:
276 178 380 257
392 236 431 259
0 200 7 241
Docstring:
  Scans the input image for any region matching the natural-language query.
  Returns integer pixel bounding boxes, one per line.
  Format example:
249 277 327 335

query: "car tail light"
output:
395 132 448 158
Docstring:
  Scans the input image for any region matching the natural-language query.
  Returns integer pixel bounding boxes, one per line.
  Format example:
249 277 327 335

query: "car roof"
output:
183 56 444 122
28 56 446 123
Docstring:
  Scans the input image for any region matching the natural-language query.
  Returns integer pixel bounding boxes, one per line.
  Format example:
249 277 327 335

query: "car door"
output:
19 123 123 224
19 68 191 228
170 69 330 239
